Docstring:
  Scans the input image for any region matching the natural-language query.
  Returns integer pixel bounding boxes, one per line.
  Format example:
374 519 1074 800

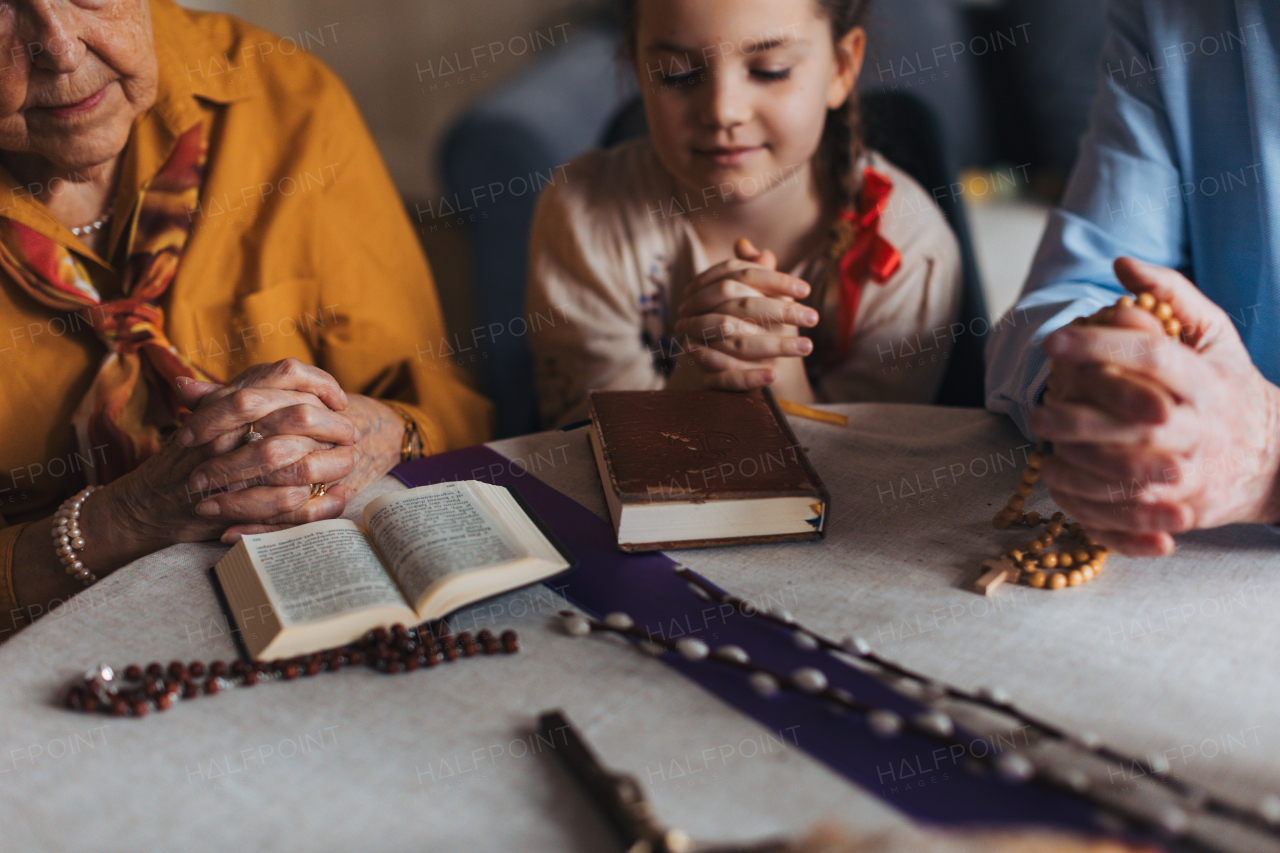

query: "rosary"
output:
977 292 1185 595
63 621 519 717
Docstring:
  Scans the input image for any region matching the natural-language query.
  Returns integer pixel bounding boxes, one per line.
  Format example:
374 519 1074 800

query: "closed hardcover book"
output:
587 388 830 551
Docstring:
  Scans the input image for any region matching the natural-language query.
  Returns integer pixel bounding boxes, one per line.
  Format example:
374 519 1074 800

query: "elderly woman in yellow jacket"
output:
0 0 491 635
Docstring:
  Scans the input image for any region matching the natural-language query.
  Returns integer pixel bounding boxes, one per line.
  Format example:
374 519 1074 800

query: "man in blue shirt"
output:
986 0 1280 555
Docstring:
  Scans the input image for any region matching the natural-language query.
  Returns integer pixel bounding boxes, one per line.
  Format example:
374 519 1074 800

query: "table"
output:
2 404 1278 852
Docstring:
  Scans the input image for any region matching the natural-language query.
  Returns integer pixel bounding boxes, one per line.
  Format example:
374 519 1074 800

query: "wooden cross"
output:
975 558 1021 596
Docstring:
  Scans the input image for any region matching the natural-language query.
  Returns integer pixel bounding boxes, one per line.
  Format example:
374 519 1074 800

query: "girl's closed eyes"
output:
525 0 966 428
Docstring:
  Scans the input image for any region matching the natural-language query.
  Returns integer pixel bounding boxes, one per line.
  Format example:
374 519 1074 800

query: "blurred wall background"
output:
180 0 611 200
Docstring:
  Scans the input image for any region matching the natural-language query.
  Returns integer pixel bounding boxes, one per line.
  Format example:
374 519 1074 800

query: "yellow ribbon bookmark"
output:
776 399 849 427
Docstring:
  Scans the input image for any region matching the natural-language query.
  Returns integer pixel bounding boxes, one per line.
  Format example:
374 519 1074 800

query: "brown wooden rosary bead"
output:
1040 553 1059 569
1048 573 1068 590
1028 571 1047 589
156 694 172 711
1019 559 1038 571
1027 540 1045 555
282 665 298 680
1046 522 1063 537
1058 553 1074 568
1137 292 1157 311
1007 495 1026 511
182 682 200 700
305 661 321 677
209 661 227 678
1074 549 1091 564
243 670 259 686
1081 565 1096 582
204 678 220 694
124 665 142 681
1007 549 1024 561
501 630 520 653
1024 511 1042 526
132 700 149 717
189 661 205 677
1068 570 1085 587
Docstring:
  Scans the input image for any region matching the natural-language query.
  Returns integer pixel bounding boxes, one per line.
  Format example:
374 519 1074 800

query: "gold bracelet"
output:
384 402 422 463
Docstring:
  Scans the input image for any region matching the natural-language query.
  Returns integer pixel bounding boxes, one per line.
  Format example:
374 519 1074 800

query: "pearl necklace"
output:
70 206 113 238
980 292 1186 594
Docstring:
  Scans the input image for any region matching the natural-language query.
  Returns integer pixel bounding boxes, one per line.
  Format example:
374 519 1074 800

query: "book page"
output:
242 520 409 627
364 483 525 606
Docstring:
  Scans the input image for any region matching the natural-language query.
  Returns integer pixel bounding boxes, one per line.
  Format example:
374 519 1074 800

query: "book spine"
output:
762 388 832 534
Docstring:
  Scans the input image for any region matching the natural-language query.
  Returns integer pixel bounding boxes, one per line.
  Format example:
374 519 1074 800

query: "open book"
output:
213 481 574 661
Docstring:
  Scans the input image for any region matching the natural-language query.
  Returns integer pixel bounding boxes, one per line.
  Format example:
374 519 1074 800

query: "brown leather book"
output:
587 388 830 551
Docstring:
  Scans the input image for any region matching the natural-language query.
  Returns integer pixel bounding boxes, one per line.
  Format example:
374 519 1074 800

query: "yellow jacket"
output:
0 0 493 634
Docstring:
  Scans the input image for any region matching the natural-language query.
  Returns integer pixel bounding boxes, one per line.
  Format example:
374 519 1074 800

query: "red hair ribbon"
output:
833 167 902 360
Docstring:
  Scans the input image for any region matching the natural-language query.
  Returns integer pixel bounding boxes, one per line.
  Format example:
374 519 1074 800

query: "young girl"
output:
527 0 963 428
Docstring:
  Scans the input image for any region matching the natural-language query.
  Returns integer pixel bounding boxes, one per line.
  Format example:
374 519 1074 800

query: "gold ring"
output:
309 483 327 499
244 422 264 443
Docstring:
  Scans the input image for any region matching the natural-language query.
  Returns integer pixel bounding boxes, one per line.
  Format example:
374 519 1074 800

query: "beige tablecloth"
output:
1 404 1277 851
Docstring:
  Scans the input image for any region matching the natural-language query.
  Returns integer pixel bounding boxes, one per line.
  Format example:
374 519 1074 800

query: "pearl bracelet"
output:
52 486 102 587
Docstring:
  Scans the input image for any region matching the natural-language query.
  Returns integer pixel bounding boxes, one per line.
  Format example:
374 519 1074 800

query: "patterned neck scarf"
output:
828 167 903 362
0 122 214 485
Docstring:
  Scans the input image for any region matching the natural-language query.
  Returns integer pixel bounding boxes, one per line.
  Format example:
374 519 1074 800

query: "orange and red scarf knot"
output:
89 299 166 355
832 167 902 360
0 122 212 485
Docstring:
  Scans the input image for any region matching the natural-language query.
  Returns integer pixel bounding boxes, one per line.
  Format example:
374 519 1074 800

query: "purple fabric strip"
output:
394 446 1133 839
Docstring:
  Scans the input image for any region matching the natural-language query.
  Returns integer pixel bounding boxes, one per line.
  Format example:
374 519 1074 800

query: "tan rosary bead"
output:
982 294 1183 595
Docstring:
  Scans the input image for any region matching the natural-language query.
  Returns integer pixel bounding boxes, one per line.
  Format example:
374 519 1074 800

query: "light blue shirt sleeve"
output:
985 0 1192 438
